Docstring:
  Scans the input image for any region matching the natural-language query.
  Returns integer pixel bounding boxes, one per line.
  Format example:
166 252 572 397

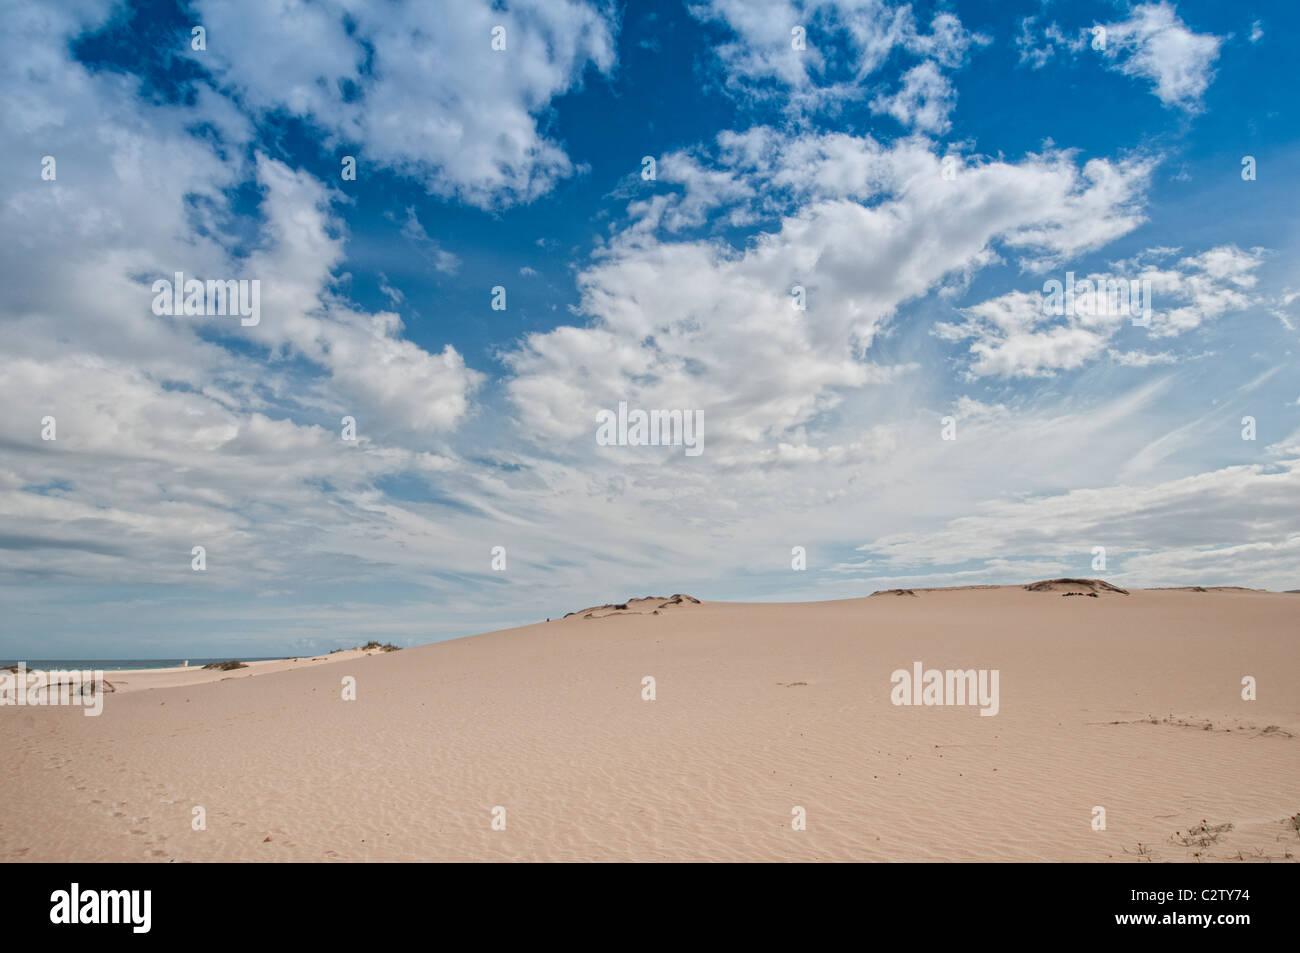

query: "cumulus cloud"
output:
507 131 1154 454
0 0 484 611
633 127 1153 255
1100 2 1222 110
937 290 1110 378
869 60 955 134
3 0 1295 656
1017 3 1222 111
192 0 617 207
938 246 1266 378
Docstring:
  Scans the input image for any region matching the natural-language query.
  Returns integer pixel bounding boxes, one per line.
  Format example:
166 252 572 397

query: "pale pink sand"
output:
2 586 1297 862
84 648 390 694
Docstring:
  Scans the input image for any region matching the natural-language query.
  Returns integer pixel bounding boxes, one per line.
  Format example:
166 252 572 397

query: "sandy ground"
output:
2 584 1298 862
68 647 393 694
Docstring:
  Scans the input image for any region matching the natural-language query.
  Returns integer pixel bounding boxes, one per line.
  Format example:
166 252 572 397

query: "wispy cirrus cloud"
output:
689 1 987 123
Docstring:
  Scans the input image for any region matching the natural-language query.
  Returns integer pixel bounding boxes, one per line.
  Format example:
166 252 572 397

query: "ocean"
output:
0 657 284 671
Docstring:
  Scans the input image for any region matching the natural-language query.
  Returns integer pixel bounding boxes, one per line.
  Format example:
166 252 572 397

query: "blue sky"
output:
2 0 1297 657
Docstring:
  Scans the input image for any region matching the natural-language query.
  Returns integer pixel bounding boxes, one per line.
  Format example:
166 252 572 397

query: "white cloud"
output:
398 207 462 275
1101 2 1222 110
1016 4 1222 111
689 1 985 115
508 132 1154 450
938 291 1111 378
850 457 1300 591
1270 288 1299 330
1108 349 1178 367
940 246 1266 378
1145 245 1265 336
237 156 484 434
378 275 406 307
1015 17 1082 70
3 0 1296 654
633 127 1153 259
870 60 955 134
193 0 617 207
0 0 485 611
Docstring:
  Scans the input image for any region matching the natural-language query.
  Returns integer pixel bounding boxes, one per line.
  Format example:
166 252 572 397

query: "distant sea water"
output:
1 657 283 671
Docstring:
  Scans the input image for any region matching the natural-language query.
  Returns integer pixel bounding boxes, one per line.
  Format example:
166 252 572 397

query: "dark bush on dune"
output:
201 660 248 671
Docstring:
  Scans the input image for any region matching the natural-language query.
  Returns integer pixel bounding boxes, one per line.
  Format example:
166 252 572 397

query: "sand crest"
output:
2 584 1296 862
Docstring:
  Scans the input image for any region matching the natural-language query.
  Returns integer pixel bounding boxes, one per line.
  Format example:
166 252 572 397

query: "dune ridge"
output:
2 583 1297 862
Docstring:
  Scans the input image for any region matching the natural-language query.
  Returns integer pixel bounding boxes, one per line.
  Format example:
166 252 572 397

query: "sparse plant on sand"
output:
1175 819 1232 848
201 660 248 671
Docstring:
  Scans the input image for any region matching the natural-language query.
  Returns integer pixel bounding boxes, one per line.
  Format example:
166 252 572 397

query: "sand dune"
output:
2 584 1297 862
87 648 393 695
563 593 702 619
